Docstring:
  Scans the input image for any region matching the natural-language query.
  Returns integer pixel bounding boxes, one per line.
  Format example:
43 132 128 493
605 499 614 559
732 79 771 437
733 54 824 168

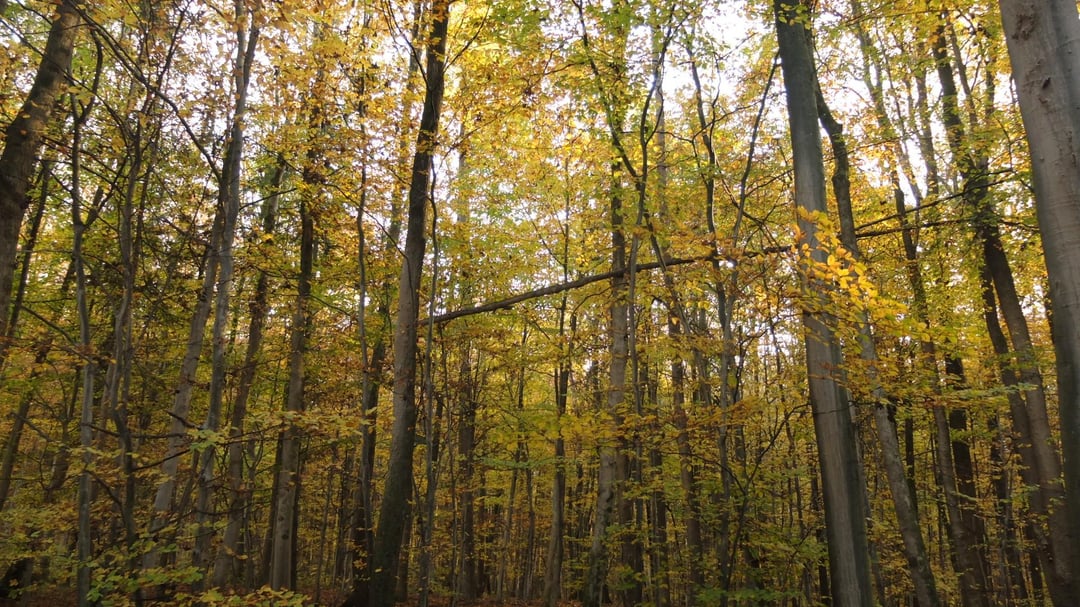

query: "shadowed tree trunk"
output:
342 1 449 603
269 196 314 590
70 81 96 607
0 0 79 346
542 205 574 605
0 164 51 511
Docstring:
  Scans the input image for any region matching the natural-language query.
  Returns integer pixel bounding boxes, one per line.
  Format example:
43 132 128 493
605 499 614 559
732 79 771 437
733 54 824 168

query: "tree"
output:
0 0 79 348
5 0 1080 605
774 0 874 604
999 0 1080 601
347 0 450 603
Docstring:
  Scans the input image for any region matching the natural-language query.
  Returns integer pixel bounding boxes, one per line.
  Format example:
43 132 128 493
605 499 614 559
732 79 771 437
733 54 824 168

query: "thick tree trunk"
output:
0 160 49 372
0 168 51 510
999 2 1080 600
774 2 874 604
0 0 79 342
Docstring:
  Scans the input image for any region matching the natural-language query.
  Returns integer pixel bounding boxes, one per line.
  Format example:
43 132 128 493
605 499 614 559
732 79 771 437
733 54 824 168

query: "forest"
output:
2 0 1080 605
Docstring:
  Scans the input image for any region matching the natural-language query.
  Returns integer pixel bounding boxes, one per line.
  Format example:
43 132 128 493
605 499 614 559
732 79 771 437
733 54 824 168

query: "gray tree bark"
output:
269 196 314 590
212 160 283 588
583 164 627 607
998 2 1080 602
774 1 874 604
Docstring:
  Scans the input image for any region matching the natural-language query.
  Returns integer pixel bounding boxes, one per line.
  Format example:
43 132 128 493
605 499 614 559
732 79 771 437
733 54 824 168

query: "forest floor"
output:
5 587 583 606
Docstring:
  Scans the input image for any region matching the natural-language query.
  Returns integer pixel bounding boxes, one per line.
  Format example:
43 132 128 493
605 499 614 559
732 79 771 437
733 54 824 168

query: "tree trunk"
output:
999 1 1080 600
816 63 941 607
0 166 51 510
269 196 314 590
70 89 96 607
457 353 480 599
0 0 79 343
933 12 1077 601
346 1 412 592
212 160 283 588
356 0 449 602
584 162 629 607
894 187 991 606
193 14 258 577
543 289 572 607
774 1 874 604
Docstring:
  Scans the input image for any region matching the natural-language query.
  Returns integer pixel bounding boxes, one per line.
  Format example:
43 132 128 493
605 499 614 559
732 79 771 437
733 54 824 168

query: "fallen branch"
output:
426 245 790 325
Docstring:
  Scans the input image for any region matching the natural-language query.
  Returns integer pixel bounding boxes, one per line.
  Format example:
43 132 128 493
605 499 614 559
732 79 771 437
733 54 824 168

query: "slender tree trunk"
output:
71 89 96 607
105 81 150 586
345 3 414 594
355 0 449 602
584 164 628 607
855 13 994 597
417 224 442 607
269 197 314 590
193 11 259 578
945 359 994 603
0 0 79 343
457 351 480 599
774 2 873 604
144 217 219 571
936 13 1077 601
212 161 284 588
815 64 941 607
542 283 572 606
894 188 991 606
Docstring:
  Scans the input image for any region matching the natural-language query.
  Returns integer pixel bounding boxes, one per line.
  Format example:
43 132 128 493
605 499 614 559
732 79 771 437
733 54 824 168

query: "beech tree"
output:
999 0 1080 601
345 0 450 603
774 0 873 603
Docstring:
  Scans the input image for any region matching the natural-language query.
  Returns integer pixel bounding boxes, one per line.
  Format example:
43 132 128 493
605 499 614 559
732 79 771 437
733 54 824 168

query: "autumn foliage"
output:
1 0 1078 605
